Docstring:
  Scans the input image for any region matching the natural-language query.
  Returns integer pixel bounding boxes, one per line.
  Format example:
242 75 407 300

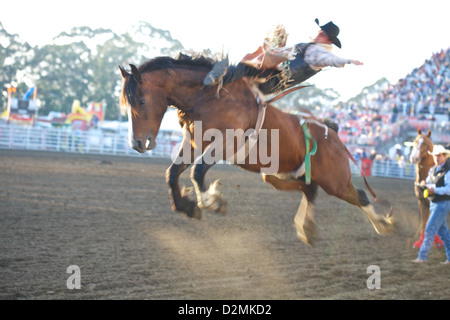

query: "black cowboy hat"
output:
315 18 341 48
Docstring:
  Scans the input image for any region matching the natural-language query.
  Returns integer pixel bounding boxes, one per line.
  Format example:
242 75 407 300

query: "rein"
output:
266 85 309 104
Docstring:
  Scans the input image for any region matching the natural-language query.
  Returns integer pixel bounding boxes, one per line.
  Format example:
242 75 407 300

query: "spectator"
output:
412 145 450 264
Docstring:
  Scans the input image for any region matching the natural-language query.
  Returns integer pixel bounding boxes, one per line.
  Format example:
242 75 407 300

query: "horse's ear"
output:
417 128 422 135
130 64 142 83
426 130 431 137
118 65 130 79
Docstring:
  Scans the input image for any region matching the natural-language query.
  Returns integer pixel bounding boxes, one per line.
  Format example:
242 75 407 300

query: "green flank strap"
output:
302 122 317 184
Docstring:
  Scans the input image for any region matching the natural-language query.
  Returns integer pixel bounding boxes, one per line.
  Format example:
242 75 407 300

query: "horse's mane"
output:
138 53 214 74
121 53 214 109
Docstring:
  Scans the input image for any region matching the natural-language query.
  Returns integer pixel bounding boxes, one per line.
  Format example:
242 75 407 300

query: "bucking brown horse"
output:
118 53 395 246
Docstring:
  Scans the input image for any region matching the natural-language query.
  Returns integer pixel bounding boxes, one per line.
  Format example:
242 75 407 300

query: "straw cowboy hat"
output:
315 18 342 48
428 145 450 156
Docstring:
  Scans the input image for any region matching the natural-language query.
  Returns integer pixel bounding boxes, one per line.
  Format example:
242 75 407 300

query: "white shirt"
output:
303 43 350 71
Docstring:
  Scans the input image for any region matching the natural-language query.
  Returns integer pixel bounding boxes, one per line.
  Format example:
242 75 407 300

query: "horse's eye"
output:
139 99 145 106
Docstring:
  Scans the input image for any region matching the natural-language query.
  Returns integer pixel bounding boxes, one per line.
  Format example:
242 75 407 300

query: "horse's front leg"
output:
166 139 202 219
190 144 227 214
415 185 430 233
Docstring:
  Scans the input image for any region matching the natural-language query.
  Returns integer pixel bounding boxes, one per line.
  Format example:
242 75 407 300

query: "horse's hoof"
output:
200 179 227 214
374 215 397 236
188 206 202 220
211 196 227 215
201 194 227 214
182 201 202 220
294 218 317 247
296 229 317 247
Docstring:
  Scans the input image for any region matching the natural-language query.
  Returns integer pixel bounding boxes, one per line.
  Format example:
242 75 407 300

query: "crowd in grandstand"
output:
375 47 450 117
320 47 449 160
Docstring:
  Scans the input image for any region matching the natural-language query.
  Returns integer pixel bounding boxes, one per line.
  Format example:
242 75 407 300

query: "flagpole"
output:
6 89 11 124
33 86 38 126
6 85 16 124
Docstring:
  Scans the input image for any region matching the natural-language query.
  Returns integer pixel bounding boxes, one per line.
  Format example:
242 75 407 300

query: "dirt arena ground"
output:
0 149 449 300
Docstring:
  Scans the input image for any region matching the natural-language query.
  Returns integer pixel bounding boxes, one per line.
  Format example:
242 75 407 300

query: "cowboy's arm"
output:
348 60 363 65
420 168 434 186
305 45 363 70
420 171 435 194
429 171 450 195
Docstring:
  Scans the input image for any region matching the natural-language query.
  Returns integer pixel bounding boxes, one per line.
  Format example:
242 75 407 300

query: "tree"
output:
0 22 32 111
27 22 184 120
29 41 93 115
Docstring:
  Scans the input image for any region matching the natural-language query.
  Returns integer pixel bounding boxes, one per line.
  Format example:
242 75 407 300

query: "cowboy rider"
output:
203 19 363 95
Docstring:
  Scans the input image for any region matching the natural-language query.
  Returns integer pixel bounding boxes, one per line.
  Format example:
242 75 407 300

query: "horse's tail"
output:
345 147 393 217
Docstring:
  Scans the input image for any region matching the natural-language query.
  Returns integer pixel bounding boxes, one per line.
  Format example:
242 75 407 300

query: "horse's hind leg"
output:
341 182 395 235
294 184 318 246
262 174 318 245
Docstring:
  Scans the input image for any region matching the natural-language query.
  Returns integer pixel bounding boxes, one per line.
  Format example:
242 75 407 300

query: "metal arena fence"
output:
0 122 179 158
0 122 416 180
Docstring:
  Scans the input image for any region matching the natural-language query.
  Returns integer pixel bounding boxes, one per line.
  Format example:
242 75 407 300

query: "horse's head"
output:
119 64 168 153
409 128 433 164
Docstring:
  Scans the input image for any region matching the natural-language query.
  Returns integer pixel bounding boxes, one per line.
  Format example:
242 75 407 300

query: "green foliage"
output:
0 22 32 109
0 22 184 120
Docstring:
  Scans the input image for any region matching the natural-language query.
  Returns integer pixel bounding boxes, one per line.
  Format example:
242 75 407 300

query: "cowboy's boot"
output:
413 230 425 248
203 56 229 86
204 59 263 87
434 234 444 249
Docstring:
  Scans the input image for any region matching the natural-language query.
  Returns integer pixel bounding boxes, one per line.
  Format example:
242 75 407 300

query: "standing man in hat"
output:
413 145 450 264
203 19 363 94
